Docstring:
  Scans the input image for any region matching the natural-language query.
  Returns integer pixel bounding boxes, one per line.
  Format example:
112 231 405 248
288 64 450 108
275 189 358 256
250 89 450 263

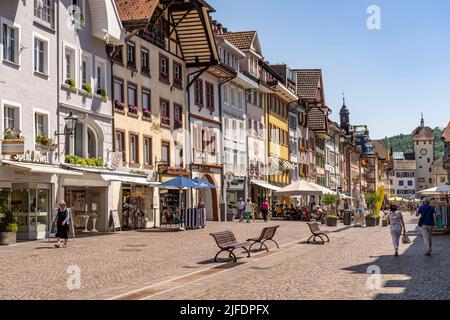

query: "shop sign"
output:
146 170 158 182
227 178 245 191
107 152 123 170
224 172 235 183
158 164 168 175
14 170 42 178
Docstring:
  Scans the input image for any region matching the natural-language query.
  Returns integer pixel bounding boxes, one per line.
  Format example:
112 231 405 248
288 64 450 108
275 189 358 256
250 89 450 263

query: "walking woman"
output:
385 204 406 257
244 198 253 223
261 199 270 222
53 200 71 248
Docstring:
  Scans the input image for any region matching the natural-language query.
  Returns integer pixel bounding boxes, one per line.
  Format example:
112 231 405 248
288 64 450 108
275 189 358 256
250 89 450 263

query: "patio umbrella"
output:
275 180 334 197
192 177 216 189
159 177 199 211
418 185 450 195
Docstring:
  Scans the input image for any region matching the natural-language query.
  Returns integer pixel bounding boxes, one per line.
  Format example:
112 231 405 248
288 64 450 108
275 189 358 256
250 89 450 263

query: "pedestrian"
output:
385 204 406 257
261 199 270 222
236 198 245 222
197 198 206 209
309 196 316 211
417 198 437 256
244 198 253 223
53 200 71 248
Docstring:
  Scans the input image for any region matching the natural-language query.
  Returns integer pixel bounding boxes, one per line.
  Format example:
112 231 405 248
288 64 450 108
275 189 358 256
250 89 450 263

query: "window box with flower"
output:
97 88 108 102
174 120 183 129
160 115 170 126
143 109 152 119
128 105 138 115
1 129 25 156
174 77 183 89
36 135 56 151
115 100 126 112
160 71 169 82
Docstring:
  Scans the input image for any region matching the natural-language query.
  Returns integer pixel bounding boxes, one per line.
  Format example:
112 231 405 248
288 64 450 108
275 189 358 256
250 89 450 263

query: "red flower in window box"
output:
128 105 138 114
115 100 125 111
143 109 152 118
175 77 182 85
160 71 168 79
160 115 170 125
174 120 183 129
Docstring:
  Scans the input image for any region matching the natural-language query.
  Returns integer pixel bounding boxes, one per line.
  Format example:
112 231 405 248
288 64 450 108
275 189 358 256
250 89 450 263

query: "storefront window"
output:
7 183 50 240
0 188 11 212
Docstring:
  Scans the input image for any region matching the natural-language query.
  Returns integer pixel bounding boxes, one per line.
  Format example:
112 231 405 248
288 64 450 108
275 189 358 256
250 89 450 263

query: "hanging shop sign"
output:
158 163 168 175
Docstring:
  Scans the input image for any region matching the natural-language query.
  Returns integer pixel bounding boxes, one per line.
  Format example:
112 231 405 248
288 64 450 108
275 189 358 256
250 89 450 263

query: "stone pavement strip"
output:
2 215 450 300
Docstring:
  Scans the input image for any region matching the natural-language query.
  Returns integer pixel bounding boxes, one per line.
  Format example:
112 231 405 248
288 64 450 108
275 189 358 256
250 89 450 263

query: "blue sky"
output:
208 0 450 139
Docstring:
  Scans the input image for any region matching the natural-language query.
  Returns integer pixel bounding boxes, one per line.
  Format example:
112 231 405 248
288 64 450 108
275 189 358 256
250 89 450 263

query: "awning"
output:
251 180 281 192
1 160 83 176
100 174 160 187
282 161 294 170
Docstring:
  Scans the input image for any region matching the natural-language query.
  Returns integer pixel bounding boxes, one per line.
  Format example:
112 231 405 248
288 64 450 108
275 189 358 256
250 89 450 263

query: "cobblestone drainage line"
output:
107 226 352 301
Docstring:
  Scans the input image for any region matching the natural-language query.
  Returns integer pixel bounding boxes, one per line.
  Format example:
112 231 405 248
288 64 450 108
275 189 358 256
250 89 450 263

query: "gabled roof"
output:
115 0 159 24
371 140 388 160
217 31 262 56
295 69 323 101
307 106 328 133
442 122 450 141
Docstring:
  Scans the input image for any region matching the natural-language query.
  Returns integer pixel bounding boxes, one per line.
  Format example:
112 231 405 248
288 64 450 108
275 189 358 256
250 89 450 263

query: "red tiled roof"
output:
216 31 256 50
296 69 322 100
115 0 159 23
442 122 450 141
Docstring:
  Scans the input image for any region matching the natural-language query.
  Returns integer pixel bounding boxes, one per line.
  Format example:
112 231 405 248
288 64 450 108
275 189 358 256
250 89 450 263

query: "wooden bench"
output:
210 230 251 262
307 222 330 244
247 226 280 252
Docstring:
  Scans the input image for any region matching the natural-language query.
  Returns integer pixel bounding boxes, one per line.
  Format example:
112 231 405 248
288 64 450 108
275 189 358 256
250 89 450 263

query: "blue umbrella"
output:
159 177 199 214
192 177 216 189
159 176 199 189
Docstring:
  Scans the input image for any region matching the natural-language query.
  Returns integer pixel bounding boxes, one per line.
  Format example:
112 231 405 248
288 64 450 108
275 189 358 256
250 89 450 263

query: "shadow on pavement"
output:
342 224 450 300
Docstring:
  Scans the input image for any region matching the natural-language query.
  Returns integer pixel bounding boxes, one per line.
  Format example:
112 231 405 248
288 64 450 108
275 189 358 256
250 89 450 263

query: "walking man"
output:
236 198 245 222
417 199 437 256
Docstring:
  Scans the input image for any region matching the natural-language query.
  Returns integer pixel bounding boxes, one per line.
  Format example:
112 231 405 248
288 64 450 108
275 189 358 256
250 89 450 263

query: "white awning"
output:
251 180 281 192
100 174 160 187
1 160 83 176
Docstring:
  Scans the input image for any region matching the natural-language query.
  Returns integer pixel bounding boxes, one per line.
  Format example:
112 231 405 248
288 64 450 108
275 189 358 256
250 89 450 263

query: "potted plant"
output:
323 194 339 227
365 193 380 227
97 88 108 102
82 83 93 97
65 78 76 93
36 134 56 150
0 208 18 245
2 128 25 156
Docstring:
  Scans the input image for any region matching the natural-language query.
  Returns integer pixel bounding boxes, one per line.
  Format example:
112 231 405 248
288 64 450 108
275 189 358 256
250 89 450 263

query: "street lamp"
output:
55 112 78 136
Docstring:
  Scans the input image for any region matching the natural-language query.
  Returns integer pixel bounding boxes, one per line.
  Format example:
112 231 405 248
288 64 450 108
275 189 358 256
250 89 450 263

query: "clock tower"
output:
413 114 435 192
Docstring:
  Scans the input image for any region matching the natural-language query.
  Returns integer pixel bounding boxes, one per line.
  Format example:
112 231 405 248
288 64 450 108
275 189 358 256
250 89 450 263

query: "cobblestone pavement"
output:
149 214 450 300
2 214 450 300
0 219 315 300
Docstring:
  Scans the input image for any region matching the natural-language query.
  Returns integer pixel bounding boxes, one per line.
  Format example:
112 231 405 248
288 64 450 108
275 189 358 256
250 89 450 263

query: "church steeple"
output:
340 92 350 134
420 113 425 127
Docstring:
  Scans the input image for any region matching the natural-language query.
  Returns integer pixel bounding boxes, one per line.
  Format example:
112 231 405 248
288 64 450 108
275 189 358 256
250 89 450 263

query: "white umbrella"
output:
418 185 450 195
275 180 335 197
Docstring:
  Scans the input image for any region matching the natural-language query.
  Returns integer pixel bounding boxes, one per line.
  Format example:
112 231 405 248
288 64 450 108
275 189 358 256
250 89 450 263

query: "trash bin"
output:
344 210 352 226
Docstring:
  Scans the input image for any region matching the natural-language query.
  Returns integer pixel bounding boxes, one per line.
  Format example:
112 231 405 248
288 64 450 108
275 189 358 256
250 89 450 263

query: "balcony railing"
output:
240 68 259 84
139 28 166 49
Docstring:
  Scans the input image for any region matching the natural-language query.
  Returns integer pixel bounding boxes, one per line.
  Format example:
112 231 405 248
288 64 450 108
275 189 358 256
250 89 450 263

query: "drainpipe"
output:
218 77 234 221
56 2 61 163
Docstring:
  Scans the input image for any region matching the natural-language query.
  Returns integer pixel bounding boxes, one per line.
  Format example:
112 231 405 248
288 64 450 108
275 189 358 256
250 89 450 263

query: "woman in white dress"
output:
385 204 406 257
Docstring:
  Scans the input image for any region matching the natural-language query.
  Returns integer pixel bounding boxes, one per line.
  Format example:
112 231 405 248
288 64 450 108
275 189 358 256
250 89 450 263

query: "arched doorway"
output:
198 174 219 221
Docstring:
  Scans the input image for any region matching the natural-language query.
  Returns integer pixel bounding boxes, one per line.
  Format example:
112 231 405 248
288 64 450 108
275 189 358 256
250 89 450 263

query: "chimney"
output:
223 27 228 33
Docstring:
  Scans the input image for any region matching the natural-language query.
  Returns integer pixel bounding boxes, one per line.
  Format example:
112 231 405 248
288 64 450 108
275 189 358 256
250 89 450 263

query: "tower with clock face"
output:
413 115 435 193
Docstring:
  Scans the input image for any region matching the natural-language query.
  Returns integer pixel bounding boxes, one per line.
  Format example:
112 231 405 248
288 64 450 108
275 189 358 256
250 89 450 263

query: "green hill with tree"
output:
380 127 444 159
